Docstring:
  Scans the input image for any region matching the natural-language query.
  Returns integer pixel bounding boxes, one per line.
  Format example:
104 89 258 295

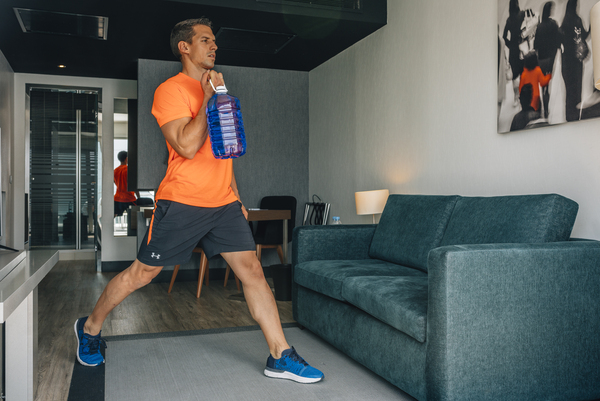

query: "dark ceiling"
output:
0 0 386 80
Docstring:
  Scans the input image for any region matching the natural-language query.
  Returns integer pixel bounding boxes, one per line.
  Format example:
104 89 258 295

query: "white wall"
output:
13 73 138 260
0 51 14 247
309 0 600 239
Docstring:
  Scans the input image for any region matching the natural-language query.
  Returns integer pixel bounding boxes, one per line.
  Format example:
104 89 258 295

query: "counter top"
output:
0 250 26 282
0 249 59 322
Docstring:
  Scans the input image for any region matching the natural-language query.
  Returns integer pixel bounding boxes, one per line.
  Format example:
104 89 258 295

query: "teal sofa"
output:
292 194 600 401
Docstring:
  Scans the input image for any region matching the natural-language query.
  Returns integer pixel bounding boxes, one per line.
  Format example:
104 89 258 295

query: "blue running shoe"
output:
264 347 324 383
74 317 106 366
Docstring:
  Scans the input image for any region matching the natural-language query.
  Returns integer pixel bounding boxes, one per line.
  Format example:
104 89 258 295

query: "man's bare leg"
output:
83 259 164 335
221 251 289 359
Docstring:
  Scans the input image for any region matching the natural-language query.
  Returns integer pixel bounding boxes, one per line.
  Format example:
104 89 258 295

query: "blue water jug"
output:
205 83 246 159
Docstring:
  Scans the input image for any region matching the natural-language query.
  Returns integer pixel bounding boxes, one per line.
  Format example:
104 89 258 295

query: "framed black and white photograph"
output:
0 127 2 239
498 0 600 133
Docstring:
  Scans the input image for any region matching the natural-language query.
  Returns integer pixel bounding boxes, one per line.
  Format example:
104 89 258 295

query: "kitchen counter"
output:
1 249 59 401
0 249 58 322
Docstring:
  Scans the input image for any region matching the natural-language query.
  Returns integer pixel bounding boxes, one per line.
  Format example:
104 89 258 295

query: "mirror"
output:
113 98 154 237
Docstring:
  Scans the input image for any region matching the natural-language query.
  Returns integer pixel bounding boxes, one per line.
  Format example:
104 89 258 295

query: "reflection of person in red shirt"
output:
519 52 552 111
114 151 138 217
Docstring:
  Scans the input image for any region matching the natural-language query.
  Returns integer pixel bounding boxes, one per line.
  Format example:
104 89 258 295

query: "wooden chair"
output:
256 243 285 264
224 196 296 287
223 264 241 291
253 196 296 266
223 243 283 288
223 244 282 292
168 247 210 298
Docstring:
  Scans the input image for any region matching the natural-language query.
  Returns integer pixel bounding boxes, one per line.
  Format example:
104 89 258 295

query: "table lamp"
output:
355 189 389 223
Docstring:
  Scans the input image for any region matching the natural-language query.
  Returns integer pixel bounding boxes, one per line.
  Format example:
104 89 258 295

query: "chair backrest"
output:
254 196 297 245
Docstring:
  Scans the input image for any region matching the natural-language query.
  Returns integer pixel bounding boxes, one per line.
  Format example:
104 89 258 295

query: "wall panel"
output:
136 59 309 269
137 59 309 230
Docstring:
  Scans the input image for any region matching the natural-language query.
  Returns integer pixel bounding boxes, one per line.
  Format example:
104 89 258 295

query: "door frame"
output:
25 84 102 252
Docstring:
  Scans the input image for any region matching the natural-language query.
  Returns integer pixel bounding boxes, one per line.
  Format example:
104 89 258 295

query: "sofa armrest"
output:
425 241 600 401
292 224 376 266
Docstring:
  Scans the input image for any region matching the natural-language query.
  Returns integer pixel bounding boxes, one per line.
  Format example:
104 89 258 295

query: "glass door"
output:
29 88 98 249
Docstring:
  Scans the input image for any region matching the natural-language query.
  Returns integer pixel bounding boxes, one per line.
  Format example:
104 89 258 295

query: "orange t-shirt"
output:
519 67 552 111
151 73 238 208
114 164 136 203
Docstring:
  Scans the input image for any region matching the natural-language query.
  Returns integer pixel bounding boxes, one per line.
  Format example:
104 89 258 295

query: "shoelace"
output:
84 335 107 353
287 348 308 367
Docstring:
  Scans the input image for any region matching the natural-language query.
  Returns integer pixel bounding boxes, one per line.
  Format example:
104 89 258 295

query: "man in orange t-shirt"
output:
113 151 138 217
519 52 552 111
74 17 324 383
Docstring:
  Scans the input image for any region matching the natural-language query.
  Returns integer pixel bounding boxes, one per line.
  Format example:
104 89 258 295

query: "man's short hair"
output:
170 17 213 60
117 150 128 163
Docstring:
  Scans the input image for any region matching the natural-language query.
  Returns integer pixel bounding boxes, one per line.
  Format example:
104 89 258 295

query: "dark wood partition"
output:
127 99 138 192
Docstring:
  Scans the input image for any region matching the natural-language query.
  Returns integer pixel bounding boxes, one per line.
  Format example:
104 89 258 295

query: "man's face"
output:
185 24 217 70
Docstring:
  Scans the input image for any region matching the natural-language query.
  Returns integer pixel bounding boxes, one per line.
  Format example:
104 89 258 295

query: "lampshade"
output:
591 2 600 89
355 189 389 216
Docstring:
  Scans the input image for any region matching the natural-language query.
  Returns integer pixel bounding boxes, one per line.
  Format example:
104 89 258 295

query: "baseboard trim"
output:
59 249 96 261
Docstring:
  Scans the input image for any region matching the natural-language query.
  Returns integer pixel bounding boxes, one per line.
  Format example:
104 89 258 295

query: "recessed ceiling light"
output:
58 64 66 69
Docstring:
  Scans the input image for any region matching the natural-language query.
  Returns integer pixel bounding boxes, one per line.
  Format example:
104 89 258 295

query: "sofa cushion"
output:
295 259 426 301
342 276 428 343
440 194 578 247
369 195 459 271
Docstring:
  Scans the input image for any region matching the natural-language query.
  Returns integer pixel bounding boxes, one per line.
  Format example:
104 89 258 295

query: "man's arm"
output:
230 168 248 220
160 70 224 159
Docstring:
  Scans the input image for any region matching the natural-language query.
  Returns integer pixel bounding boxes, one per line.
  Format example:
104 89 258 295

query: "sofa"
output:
292 194 600 401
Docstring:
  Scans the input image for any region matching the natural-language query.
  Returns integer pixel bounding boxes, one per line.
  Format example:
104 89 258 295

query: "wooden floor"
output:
35 260 294 401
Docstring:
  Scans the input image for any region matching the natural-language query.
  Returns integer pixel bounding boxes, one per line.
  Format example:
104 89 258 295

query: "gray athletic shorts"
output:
137 200 256 266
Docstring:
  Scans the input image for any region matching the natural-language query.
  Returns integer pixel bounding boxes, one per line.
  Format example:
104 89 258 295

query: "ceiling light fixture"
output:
14 8 108 40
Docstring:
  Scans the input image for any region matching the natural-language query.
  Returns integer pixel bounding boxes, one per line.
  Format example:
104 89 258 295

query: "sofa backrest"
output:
369 195 459 272
369 193 578 273
439 194 578 247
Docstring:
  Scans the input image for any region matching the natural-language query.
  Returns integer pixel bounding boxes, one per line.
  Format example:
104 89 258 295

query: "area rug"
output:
87 324 414 401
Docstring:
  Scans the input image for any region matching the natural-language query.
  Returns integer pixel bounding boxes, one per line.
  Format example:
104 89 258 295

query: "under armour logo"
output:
151 252 161 259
